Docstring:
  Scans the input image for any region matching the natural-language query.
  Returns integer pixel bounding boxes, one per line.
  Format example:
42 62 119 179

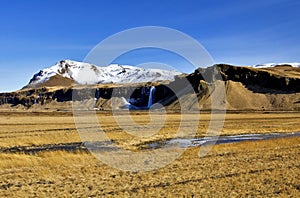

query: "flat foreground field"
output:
0 111 300 197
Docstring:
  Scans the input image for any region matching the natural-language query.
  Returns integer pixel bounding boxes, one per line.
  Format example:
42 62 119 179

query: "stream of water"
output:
147 132 300 149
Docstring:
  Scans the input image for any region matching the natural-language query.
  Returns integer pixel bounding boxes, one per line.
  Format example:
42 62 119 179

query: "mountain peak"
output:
26 60 181 88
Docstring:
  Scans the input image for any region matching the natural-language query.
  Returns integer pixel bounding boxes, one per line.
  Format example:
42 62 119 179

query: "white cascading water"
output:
147 86 156 108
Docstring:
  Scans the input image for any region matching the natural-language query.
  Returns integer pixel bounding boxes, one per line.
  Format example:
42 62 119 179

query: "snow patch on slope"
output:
253 63 300 68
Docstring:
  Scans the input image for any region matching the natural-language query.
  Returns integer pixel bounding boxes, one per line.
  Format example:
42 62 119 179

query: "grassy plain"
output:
0 111 300 197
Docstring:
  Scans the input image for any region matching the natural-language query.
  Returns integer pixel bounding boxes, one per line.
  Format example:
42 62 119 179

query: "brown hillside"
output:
24 74 74 89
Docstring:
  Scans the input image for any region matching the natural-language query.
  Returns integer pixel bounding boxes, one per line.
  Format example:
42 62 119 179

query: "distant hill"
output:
184 64 300 111
1 62 300 111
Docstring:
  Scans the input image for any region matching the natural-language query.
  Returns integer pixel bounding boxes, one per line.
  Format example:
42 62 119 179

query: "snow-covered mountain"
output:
28 60 181 87
253 62 300 68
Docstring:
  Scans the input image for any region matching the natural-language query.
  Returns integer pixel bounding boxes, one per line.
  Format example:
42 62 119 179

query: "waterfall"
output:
121 97 131 106
95 89 101 100
120 86 156 110
147 86 156 108
34 96 40 104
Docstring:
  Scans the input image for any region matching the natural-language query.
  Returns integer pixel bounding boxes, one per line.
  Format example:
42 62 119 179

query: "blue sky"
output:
0 0 299 92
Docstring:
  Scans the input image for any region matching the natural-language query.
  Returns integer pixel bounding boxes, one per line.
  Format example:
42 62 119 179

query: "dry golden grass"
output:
0 137 299 197
0 112 80 147
0 111 300 197
1 111 299 148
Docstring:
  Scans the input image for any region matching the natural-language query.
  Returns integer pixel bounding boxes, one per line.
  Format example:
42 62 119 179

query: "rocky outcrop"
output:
216 64 300 93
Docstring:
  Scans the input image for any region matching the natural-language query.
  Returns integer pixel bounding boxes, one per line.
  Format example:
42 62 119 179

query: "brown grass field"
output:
0 111 300 197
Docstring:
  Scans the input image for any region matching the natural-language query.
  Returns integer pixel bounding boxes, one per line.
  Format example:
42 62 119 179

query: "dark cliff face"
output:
215 64 300 93
0 64 300 110
184 64 300 93
0 85 176 109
